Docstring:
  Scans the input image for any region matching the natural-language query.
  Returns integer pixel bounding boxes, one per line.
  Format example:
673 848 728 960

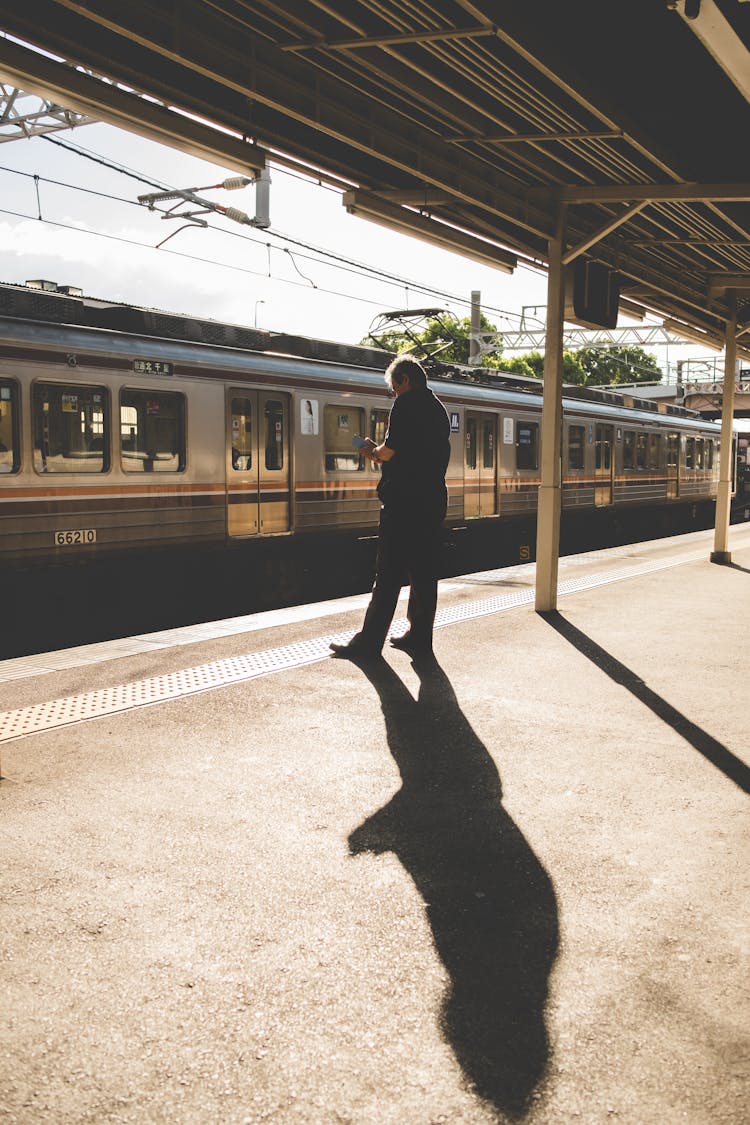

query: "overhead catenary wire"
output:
0 206 403 311
0 161 517 318
40 133 542 300
0 137 535 326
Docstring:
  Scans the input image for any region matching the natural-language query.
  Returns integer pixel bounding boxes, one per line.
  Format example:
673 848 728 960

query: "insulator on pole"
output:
222 176 253 191
223 206 251 225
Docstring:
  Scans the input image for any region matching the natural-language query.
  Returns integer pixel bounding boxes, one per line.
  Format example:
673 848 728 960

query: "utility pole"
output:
469 290 481 364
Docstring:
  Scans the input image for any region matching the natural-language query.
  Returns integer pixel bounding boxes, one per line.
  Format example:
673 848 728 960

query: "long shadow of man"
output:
348 656 559 1118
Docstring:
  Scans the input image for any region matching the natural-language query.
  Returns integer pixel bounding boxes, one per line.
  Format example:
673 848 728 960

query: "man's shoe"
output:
389 633 433 658
329 640 380 660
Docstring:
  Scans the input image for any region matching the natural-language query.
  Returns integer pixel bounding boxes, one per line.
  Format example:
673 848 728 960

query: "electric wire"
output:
8 136 534 322
0 135 672 376
0 160 525 320
0 205 398 311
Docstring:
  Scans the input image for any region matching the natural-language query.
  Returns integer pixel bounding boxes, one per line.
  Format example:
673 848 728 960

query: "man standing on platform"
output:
330 354 451 661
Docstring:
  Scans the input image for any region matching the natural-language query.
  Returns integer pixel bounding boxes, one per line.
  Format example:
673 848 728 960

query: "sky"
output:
0 117 732 386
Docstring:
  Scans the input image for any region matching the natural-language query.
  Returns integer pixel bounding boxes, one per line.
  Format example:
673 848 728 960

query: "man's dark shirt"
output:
377 385 450 521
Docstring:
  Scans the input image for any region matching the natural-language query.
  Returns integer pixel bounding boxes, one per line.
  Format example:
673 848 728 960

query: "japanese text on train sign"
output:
133 360 174 376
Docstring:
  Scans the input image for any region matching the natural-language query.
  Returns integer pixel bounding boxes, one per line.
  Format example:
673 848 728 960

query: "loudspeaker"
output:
565 260 620 329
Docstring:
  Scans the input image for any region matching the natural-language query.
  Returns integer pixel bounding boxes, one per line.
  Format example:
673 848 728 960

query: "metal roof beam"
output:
281 25 496 52
369 189 454 205
342 190 517 273
628 237 750 246
447 130 624 145
0 36 267 176
662 318 725 348
562 201 649 265
707 272 750 293
540 182 750 204
671 0 750 107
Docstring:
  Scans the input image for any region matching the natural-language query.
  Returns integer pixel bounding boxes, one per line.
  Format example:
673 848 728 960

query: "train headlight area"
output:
1 524 748 1125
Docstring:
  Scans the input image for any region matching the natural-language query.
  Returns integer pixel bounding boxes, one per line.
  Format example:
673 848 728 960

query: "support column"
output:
535 207 567 611
711 292 737 564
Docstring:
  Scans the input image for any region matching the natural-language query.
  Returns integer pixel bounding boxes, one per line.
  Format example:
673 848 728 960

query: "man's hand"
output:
372 443 395 463
360 438 395 464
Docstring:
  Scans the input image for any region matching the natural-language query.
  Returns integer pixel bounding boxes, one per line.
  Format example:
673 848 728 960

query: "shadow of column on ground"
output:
348 657 559 1119
539 610 750 795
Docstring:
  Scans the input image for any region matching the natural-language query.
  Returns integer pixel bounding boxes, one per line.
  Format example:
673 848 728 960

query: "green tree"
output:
491 355 537 378
521 350 586 384
574 346 662 385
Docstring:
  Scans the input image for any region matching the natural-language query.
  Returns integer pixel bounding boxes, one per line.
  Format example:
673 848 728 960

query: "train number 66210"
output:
53 529 97 546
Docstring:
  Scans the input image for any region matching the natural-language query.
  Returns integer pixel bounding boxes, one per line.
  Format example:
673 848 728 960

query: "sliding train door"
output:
464 411 498 517
227 389 290 536
666 432 680 499
594 423 614 506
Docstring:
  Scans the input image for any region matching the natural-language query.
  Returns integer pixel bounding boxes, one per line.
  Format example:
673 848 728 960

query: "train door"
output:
464 411 498 517
594 423 614 506
666 432 680 498
227 390 290 536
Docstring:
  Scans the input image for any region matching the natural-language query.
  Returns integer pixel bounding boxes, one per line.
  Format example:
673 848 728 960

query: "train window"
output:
324 405 365 471
696 438 705 470
120 389 185 473
0 381 19 473
231 397 253 471
465 414 477 469
369 409 389 473
516 421 539 471
33 382 108 474
635 432 647 469
648 433 661 470
685 437 695 469
707 441 714 469
568 425 585 470
667 434 679 467
264 399 284 471
623 431 635 470
370 409 389 446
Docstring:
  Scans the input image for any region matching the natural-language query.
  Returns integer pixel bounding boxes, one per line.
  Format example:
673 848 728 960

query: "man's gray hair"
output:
385 355 427 390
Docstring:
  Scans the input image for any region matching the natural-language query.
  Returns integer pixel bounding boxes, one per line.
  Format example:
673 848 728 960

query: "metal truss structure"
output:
0 84 96 142
496 325 713 355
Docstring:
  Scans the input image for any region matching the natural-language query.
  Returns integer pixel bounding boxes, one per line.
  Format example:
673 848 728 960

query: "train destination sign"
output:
133 359 174 376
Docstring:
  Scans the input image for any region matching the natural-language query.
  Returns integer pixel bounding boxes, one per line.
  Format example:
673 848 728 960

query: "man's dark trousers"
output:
359 507 442 651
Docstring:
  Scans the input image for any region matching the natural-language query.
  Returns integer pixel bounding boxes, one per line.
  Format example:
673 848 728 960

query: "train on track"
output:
0 280 726 651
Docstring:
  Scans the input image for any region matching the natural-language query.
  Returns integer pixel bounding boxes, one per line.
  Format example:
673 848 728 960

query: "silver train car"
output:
0 283 722 572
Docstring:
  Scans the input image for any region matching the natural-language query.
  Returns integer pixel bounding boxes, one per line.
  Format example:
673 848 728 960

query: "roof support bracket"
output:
562 201 650 265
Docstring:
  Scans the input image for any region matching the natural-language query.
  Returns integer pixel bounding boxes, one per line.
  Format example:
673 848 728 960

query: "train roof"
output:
0 280 711 426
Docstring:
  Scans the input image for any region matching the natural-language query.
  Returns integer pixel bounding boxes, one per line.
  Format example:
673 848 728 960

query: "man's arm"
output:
370 442 395 463
358 437 396 463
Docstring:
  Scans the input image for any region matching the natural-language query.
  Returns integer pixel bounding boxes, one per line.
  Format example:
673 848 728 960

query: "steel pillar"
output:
535 208 567 611
711 292 738 564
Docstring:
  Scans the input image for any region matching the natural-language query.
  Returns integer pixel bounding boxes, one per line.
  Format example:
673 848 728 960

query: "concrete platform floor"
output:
1 525 748 1124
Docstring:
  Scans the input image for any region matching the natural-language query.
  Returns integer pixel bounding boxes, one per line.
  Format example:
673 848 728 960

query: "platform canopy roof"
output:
1 0 750 348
